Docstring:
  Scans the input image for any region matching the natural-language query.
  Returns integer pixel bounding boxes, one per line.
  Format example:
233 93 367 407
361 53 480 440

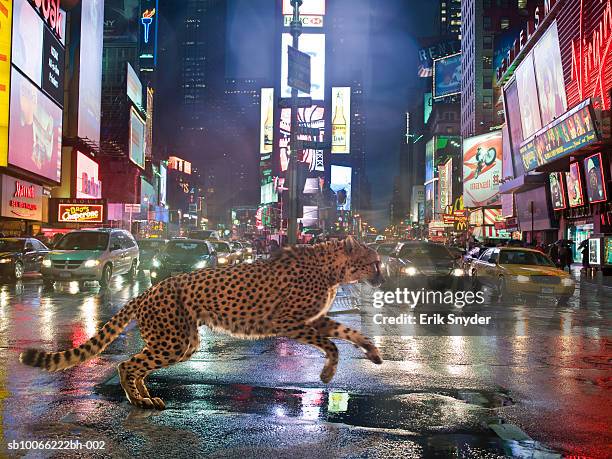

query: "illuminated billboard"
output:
78 0 104 143
1 176 43 221
433 53 461 99
279 105 325 173
533 22 567 126
515 54 542 139
463 131 502 208
549 172 566 211
0 0 12 167
159 162 167 206
438 159 452 213
141 176 157 206
260 88 274 154
129 107 146 169
58 203 104 223
8 68 62 182
566 162 585 208
139 0 158 71
260 180 278 205
12 0 43 87
330 165 351 211
331 87 350 154
281 33 325 100
584 152 607 204
127 63 143 107
76 152 102 199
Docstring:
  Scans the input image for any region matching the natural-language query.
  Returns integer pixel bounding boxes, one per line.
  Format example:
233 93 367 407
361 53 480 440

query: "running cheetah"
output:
20 237 384 409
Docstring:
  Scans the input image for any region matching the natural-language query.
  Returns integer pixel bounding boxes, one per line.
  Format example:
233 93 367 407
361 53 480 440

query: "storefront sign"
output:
519 100 599 172
27 0 63 40
1 175 43 221
0 0 12 168
58 203 103 223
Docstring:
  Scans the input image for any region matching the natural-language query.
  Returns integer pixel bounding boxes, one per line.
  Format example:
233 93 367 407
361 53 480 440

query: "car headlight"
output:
561 278 575 287
218 256 228 265
402 266 418 276
193 260 208 269
246 248 253 254
0 258 12 264
150 271 157 278
516 275 530 283
451 268 465 277
152 258 161 268
83 259 100 268
42 258 52 268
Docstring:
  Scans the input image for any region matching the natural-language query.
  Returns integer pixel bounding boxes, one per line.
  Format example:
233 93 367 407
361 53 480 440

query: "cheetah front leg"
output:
282 326 339 383
311 317 383 365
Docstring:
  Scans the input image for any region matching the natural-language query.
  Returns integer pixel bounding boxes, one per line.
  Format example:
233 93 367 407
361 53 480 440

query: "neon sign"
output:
141 9 155 44
58 204 103 223
28 0 63 39
570 0 612 110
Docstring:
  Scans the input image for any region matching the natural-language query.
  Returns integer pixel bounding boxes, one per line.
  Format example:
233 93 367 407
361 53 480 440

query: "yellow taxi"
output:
470 247 575 301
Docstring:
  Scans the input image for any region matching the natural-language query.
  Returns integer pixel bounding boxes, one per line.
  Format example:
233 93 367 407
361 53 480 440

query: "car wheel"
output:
127 260 138 281
99 264 112 288
13 261 24 281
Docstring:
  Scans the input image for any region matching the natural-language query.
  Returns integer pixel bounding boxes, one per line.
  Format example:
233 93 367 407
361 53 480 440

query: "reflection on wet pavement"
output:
0 276 609 458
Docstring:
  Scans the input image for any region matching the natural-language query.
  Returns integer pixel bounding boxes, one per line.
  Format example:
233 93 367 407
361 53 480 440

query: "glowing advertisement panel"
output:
78 0 104 143
515 54 542 139
159 162 167 206
549 172 566 211
279 105 325 173
127 63 143 107
129 107 146 169
8 68 62 182
76 152 101 199
583 152 607 204
260 88 274 154
432 53 461 99
532 21 566 126
281 33 325 100
12 0 43 87
438 159 452 213
0 0 12 167
331 87 350 154
58 203 103 223
566 162 585 208
330 165 351 211
463 131 502 208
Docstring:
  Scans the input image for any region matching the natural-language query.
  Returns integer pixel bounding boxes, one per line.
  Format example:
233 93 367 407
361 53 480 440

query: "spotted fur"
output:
20 236 384 410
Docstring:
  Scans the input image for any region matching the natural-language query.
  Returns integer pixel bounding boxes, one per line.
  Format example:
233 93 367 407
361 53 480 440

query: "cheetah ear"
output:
344 236 358 255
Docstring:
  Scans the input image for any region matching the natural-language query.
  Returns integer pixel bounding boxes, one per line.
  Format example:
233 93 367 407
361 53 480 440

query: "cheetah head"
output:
340 236 384 287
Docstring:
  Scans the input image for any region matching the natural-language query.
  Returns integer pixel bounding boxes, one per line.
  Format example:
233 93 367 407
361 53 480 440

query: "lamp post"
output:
287 0 302 246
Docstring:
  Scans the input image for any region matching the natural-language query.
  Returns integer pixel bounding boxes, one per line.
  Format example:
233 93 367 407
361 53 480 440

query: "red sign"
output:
28 0 63 39
58 204 103 223
1 176 43 221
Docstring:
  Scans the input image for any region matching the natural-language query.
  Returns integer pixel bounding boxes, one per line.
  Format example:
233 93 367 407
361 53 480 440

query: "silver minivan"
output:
42 229 139 289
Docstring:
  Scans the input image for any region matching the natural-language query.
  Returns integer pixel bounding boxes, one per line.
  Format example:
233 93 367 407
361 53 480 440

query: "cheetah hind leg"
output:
283 326 339 383
118 353 166 410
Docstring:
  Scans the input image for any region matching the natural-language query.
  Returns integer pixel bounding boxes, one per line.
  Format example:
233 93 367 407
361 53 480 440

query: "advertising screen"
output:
12 0 43 86
516 186 552 232
1 175 43 221
260 180 278 205
605 238 612 265
260 88 274 154
42 26 65 106
424 92 433 123
533 22 567 126
141 176 157 206
589 238 601 265
76 152 102 199
566 162 585 208
330 165 351 211
78 0 104 143
549 172 566 211
504 80 525 176
159 162 167 206
129 107 146 169
433 53 461 99
281 33 325 100
583 152 607 204
104 0 139 43
0 0 12 167
463 131 502 208
519 100 598 172
8 68 62 182
515 54 542 139
331 87 350 154
127 63 143 107
58 203 104 223
279 105 325 173
139 0 158 71
425 139 434 183
438 159 452 213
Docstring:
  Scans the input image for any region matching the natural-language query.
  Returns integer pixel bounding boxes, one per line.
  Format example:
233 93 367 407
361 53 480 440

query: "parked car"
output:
208 240 240 266
383 241 468 289
188 229 221 240
150 239 217 284
0 238 49 280
240 241 255 262
41 229 139 289
137 238 168 272
375 242 399 276
470 247 575 302
230 241 249 262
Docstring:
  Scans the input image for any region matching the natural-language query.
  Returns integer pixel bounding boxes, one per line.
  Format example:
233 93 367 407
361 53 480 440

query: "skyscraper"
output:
440 0 462 39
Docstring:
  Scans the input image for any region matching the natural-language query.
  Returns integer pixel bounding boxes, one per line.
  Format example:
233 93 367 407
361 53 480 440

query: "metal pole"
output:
287 0 302 246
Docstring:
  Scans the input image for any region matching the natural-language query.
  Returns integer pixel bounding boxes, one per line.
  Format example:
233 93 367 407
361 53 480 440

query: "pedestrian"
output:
578 239 590 272
558 244 572 272
548 243 560 267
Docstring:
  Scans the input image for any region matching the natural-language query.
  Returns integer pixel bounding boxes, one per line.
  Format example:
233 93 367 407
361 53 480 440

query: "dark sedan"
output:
0 238 49 280
383 241 468 289
137 238 168 272
150 239 217 284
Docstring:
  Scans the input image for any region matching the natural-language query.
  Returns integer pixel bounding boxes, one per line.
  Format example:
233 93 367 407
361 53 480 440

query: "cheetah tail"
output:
19 295 140 372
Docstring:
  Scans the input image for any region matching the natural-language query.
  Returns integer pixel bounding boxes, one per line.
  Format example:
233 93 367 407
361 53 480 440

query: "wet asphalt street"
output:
0 272 610 458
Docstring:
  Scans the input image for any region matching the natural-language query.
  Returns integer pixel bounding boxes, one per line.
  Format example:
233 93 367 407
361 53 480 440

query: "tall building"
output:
440 0 462 38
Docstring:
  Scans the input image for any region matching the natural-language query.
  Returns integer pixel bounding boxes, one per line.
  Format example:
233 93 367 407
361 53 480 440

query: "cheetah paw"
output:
365 347 383 365
133 397 166 410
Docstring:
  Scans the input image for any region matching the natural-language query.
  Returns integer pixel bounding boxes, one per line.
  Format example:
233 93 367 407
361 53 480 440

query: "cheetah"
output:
20 236 384 410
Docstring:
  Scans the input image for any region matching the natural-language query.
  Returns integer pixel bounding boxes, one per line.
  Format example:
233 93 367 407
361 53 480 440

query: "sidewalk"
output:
568 263 612 294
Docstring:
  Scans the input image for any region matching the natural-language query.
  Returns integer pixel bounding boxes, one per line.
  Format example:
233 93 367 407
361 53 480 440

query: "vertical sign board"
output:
0 0 11 167
139 0 158 71
260 88 274 154
287 45 311 94
331 87 350 154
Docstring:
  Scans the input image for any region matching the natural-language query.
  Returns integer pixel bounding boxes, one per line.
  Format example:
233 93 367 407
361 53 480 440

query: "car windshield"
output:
376 244 396 256
0 239 24 252
138 240 165 250
498 250 556 267
55 233 109 251
398 244 451 260
165 241 209 255
230 242 242 250
210 241 230 253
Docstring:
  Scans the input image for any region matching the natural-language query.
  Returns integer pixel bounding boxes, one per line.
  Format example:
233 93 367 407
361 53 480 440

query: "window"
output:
483 75 493 89
479 248 494 260
500 18 510 29
483 16 492 30
31 239 48 251
483 35 493 49
483 96 493 109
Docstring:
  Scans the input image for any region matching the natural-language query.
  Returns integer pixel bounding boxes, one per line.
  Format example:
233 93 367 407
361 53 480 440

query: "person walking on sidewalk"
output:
558 243 572 272
548 243 560 267
579 239 590 273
